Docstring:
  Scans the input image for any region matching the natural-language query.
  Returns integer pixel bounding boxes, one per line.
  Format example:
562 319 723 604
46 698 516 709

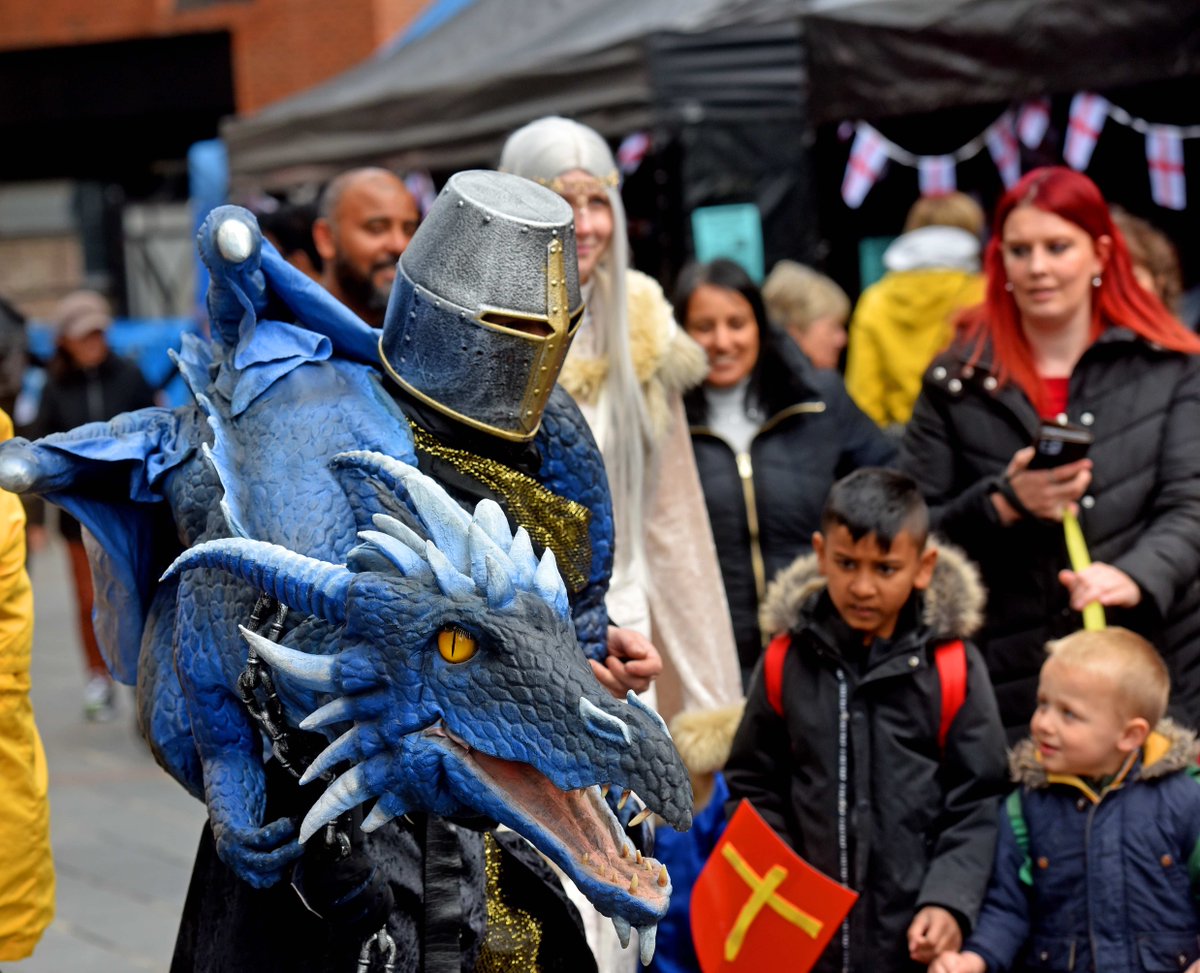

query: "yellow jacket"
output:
845 268 984 429
0 409 54 960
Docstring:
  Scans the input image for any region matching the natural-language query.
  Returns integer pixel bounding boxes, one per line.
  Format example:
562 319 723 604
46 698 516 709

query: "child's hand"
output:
929 950 987 973
1185 961 1200 973
908 906 962 964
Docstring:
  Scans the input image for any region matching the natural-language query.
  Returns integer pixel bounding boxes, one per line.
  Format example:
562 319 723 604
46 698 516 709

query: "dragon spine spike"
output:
579 696 633 747
426 541 475 600
300 764 373 843
532 546 570 619
300 696 356 730
484 553 517 610
626 691 670 737
361 801 395 833
402 474 472 573
507 527 538 586
162 539 351 624
356 529 434 580
472 498 514 549
299 725 362 785
239 626 338 692
467 520 513 591
370 513 428 554
216 218 254 263
612 916 632 949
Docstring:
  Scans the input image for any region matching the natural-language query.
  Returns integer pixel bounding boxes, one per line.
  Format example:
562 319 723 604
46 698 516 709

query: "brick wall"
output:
0 0 427 113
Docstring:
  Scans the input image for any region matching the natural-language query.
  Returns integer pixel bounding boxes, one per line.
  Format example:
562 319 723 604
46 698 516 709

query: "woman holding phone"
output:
900 167 1200 738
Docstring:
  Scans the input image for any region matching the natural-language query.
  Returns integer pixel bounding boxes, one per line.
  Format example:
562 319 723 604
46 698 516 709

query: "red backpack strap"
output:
764 633 792 718
934 639 968 753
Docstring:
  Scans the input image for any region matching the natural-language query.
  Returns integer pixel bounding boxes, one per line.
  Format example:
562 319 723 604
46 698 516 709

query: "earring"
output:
1092 275 1102 288
1004 281 1014 293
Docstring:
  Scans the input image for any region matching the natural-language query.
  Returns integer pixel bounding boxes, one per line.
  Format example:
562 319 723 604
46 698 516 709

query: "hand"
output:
929 950 987 973
1058 562 1142 610
908 905 963 964
590 626 663 698
998 446 1092 523
1184 961 1200 973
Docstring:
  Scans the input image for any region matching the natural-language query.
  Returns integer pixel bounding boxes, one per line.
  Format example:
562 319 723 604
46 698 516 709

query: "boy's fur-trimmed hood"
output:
1009 717 1200 788
758 539 985 642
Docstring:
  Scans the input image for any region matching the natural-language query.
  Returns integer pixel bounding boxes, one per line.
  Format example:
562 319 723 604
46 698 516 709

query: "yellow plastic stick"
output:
1063 508 1106 630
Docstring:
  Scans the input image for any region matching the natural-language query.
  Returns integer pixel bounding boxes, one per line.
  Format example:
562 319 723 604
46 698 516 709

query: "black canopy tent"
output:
221 0 1200 283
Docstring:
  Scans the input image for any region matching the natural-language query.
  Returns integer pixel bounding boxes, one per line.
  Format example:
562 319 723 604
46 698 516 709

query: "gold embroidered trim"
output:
412 425 592 593
476 833 543 972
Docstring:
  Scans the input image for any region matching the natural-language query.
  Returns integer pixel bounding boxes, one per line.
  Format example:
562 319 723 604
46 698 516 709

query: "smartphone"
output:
1027 422 1094 470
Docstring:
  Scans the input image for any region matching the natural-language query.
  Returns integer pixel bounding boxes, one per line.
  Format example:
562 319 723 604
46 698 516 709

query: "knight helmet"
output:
379 169 583 441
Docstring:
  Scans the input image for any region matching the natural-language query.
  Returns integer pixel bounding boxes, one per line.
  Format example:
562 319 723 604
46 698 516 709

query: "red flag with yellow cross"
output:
691 800 858 973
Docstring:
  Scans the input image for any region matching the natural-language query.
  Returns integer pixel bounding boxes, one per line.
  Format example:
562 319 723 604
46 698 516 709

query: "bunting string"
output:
841 93 1198 211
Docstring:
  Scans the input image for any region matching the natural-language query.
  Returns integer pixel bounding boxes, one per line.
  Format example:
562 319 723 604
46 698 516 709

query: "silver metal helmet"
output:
379 169 583 442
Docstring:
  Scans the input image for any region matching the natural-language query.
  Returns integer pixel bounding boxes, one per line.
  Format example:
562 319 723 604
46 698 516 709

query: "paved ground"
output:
7 538 206 973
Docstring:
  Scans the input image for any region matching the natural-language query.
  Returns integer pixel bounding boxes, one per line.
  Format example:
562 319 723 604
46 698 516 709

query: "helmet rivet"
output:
457 200 464 207
521 226 530 233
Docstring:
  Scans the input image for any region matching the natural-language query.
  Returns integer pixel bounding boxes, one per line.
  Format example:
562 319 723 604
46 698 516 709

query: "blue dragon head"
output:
164 451 691 945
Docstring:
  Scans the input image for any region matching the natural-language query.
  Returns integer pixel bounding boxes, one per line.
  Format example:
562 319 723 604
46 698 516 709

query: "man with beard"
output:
313 167 420 327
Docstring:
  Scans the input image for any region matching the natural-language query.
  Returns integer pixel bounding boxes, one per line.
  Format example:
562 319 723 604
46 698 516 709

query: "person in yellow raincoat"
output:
0 406 54 961
844 192 986 437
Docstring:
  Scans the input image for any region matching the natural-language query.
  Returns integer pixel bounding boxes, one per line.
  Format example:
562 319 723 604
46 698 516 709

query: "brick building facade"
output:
0 0 424 314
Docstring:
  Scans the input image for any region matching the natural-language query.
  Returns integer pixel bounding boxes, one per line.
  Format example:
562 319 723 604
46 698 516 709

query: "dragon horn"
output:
162 538 351 624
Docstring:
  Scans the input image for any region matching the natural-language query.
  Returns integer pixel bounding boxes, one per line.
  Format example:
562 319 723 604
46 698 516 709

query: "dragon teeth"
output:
629 873 638 893
612 915 631 948
638 924 658 966
618 789 631 810
657 865 668 887
628 807 652 828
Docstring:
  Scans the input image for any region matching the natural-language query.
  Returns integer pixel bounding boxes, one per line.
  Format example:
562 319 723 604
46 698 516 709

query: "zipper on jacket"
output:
735 451 768 606
836 668 851 973
693 400 825 634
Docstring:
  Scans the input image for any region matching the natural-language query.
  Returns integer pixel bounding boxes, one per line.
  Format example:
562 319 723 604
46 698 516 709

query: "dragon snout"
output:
577 691 693 832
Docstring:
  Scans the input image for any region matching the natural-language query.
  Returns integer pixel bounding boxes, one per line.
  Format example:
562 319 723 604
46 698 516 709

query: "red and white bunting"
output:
985 114 1022 188
1017 98 1051 149
842 124 890 208
1063 93 1109 171
1146 125 1186 211
918 155 957 195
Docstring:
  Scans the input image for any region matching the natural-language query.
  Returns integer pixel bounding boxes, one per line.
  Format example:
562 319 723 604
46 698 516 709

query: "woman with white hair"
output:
501 118 742 969
500 116 741 722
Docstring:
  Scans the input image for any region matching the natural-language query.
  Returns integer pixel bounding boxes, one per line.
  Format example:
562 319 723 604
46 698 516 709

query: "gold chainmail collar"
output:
411 424 592 593
476 833 543 972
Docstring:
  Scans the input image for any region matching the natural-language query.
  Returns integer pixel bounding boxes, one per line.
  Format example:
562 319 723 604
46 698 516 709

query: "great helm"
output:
379 170 583 441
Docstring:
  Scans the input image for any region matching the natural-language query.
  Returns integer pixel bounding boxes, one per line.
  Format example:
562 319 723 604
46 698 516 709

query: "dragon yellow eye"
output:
438 627 477 663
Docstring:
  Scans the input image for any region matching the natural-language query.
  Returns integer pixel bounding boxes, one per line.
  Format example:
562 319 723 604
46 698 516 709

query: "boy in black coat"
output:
725 468 1008 973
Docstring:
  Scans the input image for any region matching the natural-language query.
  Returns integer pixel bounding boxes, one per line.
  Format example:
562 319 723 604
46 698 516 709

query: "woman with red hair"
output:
900 167 1200 740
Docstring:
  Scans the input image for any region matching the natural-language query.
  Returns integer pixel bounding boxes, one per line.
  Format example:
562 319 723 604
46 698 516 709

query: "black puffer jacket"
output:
899 328 1200 739
725 544 1007 973
687 336 895 686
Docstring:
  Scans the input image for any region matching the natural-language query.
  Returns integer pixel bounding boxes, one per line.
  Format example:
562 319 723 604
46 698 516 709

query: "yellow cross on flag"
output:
691 800 858 972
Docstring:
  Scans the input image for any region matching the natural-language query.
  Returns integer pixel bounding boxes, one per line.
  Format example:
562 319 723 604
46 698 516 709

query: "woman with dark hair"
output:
676 259 895 686
900 166 1200 739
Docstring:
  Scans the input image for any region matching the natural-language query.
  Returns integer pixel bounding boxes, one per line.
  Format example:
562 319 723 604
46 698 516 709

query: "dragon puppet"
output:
0 171 691 969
